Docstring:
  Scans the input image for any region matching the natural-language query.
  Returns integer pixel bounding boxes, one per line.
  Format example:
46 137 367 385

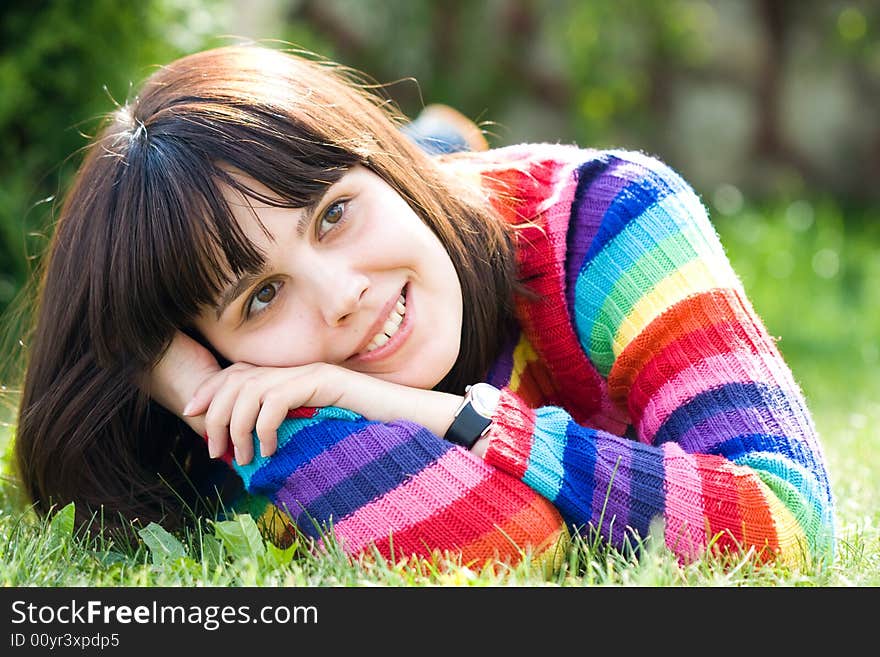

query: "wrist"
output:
443 382 501 450
375 383 464 440
470 433 491 458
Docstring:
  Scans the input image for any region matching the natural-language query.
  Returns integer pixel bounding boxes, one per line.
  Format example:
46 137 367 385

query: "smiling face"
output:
192 165 464 389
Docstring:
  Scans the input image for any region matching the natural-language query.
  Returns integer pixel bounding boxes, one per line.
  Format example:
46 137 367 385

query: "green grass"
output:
1 198 877 587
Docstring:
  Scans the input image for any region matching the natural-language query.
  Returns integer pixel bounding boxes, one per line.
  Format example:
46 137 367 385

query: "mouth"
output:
349 284 412 362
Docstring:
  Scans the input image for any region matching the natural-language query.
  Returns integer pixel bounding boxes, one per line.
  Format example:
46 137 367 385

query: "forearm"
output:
482 381 832 566
330 369 464 441
149 333 466 461
542 149 835 564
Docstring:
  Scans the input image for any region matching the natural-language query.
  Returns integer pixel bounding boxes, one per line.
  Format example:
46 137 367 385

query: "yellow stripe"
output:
764 492 809 568
509 335 540 392
611 257 742 359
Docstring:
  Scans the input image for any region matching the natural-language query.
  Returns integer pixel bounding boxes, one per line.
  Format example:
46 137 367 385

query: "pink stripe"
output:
640 351 784 443
328 448 494 555
542 161 581 266
661 443 707 561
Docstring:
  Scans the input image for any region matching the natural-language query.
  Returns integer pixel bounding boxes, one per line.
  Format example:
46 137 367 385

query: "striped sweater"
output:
219 144 835 569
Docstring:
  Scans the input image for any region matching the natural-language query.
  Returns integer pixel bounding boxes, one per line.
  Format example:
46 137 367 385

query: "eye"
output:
317 200 346 238
246 280 282 319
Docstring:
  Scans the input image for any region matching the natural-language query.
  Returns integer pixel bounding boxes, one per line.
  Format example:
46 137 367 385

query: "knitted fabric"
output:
219 144 835 568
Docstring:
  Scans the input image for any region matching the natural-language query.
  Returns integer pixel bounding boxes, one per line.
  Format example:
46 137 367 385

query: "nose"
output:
310 261 369 327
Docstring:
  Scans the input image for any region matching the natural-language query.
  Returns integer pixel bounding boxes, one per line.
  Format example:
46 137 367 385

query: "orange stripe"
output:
730 463 780 564
514 358 559 408
627 320 769 425
459 495 565 567
610 289 752 408
368 471 561 564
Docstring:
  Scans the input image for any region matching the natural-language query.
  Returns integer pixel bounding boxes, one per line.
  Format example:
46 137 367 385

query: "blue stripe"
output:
242 414 368 492
522 406 572 501
549 419 598 531
573 192 704 345
626 441 666 540
583 162 676 262
233 406 363 488
653 381 785 445
714 433 803 463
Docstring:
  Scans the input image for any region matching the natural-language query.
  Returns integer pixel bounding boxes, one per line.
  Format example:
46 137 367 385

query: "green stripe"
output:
740 453 829 562
585 228 707 374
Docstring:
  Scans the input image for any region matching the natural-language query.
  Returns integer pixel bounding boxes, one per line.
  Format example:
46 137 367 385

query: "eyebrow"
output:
213 196 321 321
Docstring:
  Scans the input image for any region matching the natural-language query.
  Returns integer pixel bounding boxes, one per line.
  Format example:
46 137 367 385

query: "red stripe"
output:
286 406 319 420
514 357 559 409
628 320 764 423
482 158 604 423
610 290 773 418
485 388 537 480
611 292 736 400
694 454 746 556
368 470 562 564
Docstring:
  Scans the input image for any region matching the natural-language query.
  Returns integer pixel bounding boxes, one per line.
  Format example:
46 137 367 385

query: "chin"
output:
386 352 458 390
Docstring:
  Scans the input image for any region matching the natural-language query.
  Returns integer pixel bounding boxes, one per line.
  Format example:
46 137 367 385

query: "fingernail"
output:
182 400 195 417
234 446 242 464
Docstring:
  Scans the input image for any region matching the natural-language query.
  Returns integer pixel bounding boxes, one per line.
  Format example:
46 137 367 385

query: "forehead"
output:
217 172 292 244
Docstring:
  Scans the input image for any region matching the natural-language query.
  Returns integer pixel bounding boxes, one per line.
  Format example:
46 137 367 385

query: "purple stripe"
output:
590 437 632 547
565 160 643 313
679 406 807 455
278 422 415 510
486 329 518 388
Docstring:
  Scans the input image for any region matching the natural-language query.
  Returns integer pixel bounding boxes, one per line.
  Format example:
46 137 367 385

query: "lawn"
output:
1 198 877 586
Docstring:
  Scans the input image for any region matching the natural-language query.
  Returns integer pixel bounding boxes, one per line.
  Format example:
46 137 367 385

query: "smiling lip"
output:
347 284 412 364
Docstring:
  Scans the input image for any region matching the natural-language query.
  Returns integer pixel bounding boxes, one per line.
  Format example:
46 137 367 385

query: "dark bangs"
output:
100 104 360 368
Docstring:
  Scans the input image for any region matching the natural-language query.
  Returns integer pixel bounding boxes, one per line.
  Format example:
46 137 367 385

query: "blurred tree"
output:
279 0 879 205
2 0 878 324
0 0 227 317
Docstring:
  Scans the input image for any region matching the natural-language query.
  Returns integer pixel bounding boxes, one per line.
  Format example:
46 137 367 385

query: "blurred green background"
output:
1 0 878 515
2 0 880 300
2 0 879 304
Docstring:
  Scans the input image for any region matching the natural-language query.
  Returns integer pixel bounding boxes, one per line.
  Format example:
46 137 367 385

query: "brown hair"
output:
14 44 522 537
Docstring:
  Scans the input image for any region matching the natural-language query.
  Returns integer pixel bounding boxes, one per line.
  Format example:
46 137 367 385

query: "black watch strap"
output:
444 402 491 449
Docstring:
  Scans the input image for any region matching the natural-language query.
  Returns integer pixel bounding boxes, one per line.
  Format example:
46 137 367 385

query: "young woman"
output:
14 44 835 569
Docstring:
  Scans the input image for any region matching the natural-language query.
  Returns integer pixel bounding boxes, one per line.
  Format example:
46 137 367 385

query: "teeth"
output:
364 293 406 353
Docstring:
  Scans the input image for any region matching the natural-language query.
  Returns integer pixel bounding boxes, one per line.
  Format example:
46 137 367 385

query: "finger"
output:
204 373 249 460
228 381 265 461
185 361 254 417
254 390 296 458
250 371 308 458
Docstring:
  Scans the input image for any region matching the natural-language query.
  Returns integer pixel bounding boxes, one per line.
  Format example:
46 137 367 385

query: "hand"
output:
183 362 344 463
184 362 465 465
145 330 222 437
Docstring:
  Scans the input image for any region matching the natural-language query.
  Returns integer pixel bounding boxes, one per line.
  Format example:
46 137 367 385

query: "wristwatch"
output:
444 383 501 449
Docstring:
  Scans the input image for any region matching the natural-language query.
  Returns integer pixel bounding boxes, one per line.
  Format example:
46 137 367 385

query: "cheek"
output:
211 318 321 368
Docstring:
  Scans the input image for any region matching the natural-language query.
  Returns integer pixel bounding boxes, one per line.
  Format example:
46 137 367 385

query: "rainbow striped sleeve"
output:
223 406 566 566
483 149 835 567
